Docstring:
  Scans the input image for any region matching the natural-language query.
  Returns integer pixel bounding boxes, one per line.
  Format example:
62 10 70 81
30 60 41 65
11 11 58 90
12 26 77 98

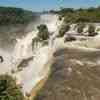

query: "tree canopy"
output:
57 6 100 23
0 7 37 25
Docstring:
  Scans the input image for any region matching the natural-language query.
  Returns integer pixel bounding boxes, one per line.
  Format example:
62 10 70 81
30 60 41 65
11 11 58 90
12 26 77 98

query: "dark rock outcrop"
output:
0 56 3 63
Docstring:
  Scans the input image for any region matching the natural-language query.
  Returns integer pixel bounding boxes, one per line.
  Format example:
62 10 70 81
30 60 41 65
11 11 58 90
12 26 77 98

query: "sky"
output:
0 0 100 11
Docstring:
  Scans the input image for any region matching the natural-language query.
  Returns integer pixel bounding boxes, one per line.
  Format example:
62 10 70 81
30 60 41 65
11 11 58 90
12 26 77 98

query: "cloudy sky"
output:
0 0 100 11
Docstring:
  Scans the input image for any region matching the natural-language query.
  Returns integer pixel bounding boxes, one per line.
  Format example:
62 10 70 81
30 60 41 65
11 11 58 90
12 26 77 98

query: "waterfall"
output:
0 13 63 96
10 14 100 97
8 14 61 95
0 13 74 95
1 13 100 97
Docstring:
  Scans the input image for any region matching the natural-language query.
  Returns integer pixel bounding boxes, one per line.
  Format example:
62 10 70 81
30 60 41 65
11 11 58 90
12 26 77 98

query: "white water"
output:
16 46 53 94
1 13 100 96
14 16 100 96
14 14 62 95
0 14 61 95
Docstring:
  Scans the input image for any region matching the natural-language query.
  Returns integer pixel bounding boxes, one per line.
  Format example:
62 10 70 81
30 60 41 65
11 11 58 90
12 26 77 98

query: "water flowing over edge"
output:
1 13 100 98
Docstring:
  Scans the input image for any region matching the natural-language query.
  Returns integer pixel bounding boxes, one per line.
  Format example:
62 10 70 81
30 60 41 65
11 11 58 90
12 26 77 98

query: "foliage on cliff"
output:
37 24 49 40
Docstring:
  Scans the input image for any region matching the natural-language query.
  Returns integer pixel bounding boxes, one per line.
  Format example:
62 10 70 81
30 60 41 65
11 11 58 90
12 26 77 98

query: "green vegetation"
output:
0 74 24 100
88 24 95 34
88 24 98 36
58 24 70 37
57 6 100 23
77 23 85 33
0 7 37 25
37 24 49 40
32 24 49 49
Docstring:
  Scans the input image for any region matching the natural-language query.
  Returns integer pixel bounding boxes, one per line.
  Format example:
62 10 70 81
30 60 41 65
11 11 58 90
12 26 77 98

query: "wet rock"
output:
64 35 76 42
88 32 98 37
17 56 33 71
0 56 3 63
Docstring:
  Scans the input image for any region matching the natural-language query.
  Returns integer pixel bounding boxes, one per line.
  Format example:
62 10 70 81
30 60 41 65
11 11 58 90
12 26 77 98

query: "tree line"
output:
50 6 100 23
0 7 37 25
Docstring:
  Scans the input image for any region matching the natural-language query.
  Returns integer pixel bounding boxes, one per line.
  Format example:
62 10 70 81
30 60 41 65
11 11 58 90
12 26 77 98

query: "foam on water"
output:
13 14 60 94
1 13 100 96
0 13 61 95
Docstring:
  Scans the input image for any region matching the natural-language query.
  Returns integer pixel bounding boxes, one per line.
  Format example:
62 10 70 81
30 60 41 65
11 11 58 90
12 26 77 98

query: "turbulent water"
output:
1 13 100 100
0 13 61 96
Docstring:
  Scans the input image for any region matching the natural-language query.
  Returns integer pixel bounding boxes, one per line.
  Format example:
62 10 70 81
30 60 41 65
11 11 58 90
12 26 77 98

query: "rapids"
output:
0 14 61 95
0 13 100 97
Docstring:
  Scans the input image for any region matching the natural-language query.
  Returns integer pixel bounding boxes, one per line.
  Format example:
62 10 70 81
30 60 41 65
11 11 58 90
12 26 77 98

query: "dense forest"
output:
50 6 100 23
0 7 37 25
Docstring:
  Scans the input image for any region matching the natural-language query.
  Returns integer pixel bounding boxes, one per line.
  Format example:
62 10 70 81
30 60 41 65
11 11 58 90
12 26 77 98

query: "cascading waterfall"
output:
1 13 100 97
0 13 62 95
14 14 62 95
10 14 100 99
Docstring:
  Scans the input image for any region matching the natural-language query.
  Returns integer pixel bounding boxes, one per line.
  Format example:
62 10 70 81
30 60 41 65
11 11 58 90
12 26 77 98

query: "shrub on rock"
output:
77 23 85 33
88 25 98 36
58 24 70 37
37 24 49 40
88 24 95 33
